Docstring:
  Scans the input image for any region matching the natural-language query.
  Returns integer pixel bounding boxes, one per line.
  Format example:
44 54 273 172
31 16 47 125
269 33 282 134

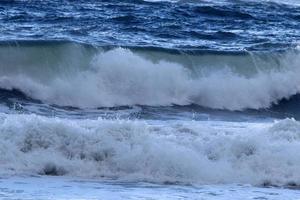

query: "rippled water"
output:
1 0 299 51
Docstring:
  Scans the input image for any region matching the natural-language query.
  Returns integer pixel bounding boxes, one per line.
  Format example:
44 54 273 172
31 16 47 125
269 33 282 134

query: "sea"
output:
0 0 300 199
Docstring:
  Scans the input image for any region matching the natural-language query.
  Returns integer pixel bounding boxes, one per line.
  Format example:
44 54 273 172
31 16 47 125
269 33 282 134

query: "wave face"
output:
0 42 300 111
0 113 300 186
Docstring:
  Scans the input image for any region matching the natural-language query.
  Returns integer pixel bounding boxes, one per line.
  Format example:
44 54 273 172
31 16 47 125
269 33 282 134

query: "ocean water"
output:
0 0 300 199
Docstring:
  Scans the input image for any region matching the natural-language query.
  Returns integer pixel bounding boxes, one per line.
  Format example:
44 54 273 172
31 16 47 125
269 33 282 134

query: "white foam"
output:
0 113 300 186
1 48 300 110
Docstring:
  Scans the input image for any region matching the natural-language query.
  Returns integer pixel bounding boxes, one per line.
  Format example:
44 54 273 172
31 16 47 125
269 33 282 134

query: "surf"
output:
0 41 300 111
0 113 299 186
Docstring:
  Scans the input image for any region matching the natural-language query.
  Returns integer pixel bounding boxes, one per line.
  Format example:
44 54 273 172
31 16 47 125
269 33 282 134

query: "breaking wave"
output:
0 42 300 110
0 113 300 186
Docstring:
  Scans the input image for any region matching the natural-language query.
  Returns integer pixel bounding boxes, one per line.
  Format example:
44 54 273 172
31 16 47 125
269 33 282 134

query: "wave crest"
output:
0 44 300 110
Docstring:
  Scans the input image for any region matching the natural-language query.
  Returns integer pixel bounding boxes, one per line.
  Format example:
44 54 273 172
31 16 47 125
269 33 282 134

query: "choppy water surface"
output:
0 0 300 199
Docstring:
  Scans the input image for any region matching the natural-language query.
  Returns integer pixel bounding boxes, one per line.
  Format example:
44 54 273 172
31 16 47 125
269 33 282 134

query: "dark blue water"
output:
1 0 299 51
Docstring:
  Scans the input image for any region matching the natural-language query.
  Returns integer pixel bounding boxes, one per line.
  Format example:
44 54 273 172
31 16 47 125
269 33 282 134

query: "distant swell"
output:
0 42 300 110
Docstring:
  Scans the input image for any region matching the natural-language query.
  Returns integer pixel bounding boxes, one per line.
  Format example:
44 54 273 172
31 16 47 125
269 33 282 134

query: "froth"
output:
0 48 300 110
1 113 300 186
